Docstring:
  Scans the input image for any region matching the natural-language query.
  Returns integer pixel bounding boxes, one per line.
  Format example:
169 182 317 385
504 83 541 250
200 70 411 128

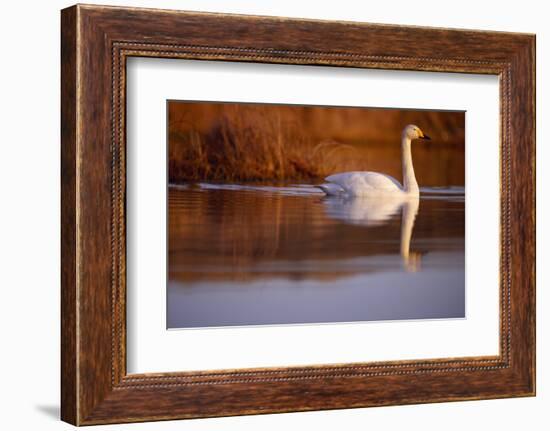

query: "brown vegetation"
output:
169 105 354 182
168 102 465 186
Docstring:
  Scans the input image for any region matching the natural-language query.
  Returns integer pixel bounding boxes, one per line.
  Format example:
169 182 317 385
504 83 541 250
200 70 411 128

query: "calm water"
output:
167 183 465 329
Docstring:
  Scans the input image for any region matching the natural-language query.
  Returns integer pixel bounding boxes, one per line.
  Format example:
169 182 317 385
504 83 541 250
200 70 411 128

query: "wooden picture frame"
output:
61 4 535 425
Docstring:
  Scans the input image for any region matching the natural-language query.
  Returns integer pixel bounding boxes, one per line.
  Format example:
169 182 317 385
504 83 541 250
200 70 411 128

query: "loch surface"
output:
167 183 465 329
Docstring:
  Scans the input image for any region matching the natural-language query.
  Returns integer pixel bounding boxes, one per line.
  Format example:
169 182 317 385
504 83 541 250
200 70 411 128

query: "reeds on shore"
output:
169 106 355 183
168 102 466 185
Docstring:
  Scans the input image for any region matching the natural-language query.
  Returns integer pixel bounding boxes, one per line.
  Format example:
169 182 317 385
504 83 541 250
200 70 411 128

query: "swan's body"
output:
318 125 430 197
320 172 405 197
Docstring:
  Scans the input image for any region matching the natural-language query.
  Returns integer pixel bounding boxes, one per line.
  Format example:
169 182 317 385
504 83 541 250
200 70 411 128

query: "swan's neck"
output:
401 134 419 194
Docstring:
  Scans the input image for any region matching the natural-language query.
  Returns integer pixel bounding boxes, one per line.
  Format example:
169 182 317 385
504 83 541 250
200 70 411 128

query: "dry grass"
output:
168 106 356 183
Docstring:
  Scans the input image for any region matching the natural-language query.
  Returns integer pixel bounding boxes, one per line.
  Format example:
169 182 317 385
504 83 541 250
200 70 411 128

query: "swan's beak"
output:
420 133 431 140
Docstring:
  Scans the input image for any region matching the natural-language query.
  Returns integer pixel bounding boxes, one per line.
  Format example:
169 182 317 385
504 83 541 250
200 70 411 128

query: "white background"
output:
0 0 547 430
127 59 499 373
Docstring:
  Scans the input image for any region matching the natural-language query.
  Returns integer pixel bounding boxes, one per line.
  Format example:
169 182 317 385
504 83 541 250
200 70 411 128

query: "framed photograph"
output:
61 4 535 425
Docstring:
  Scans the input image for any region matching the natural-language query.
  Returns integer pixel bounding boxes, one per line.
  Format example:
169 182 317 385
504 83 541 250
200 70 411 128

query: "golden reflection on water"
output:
167 184 465 328
168 185 464 282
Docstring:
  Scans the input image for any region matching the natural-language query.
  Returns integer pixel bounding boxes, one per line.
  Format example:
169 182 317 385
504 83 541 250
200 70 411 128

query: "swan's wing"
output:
325 172 402 195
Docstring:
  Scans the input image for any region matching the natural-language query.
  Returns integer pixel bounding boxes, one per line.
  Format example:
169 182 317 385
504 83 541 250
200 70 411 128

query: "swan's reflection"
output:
323 195 421 272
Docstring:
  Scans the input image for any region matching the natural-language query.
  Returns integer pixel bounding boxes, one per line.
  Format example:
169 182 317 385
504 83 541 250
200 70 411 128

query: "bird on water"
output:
317 124 431 197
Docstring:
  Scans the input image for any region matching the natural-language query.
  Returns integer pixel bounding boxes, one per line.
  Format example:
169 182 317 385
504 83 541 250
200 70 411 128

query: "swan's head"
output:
403 124 431 141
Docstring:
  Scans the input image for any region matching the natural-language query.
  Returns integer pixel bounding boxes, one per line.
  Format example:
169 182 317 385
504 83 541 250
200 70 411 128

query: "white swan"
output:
318 124 430 197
